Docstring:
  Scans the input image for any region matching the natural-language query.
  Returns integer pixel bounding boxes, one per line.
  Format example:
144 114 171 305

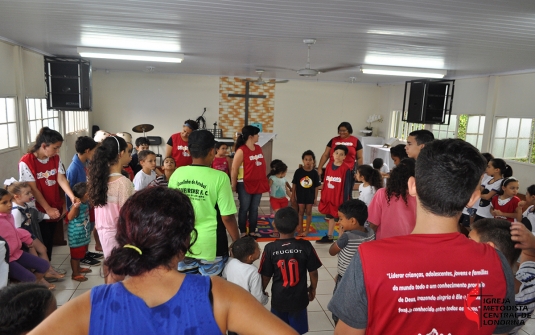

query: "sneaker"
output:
86 251 104 259
80 256 102 266
315 235 333 244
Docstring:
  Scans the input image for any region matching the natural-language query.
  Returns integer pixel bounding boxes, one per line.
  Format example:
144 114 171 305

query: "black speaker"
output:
404 79 454 124
45 57 92 111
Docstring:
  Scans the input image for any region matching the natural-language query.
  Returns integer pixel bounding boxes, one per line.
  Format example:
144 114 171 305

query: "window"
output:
454 115 486 151
492 117 535 164
390 110 425 140
431 115 458 139
65 111 88 134
0 97 18 150
26 98 60 143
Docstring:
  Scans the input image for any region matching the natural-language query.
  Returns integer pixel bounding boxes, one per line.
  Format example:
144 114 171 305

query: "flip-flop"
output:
79 267 93 274
71 275 88 282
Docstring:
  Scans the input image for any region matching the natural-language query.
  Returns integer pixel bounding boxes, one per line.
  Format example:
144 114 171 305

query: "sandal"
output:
79 267 93 274
71 275 88 282
249 232 262 238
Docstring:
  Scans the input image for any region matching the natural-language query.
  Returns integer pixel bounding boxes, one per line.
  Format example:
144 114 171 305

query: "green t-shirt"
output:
168 165 237 261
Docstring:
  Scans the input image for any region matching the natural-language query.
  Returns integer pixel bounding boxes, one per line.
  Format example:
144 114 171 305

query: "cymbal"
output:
132 124 154 133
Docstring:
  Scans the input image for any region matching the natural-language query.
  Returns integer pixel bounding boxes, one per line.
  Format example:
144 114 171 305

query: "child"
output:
292 150 321 237
133 150 160 191
268 160 290 216
148 156 176 188
87 135 134 283
317 145 352 244
389 144 408 167
222 236 268 306
459 152 494 230
490 177 522 223
67 182 95 282
0 282 57 335
470 219 532 333
122 142 135 181
372 158 390 176
7 181 65 280
476 158 513 221
211 142 231 176
129 137 150 175
356 165 383 206
328 199 375 324
0 189 54 289
66 135 103 262
519 184 535 232
259 207 322 334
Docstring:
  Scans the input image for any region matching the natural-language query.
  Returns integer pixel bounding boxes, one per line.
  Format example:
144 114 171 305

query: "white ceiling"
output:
1 0 535 83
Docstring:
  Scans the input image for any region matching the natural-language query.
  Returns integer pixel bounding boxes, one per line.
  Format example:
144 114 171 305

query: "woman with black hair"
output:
87 136 134 281
19 127 76 260
367 158 417 239
317 122 363 199
30 187 297 335
389 144 408 166
230 125 270 237
165 119 199 168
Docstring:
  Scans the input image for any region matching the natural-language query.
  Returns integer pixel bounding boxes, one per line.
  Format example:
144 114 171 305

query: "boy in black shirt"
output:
291 150 321 236
259 207 322 334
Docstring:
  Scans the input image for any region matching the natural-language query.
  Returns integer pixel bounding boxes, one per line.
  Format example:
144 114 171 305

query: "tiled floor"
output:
49 199 535 335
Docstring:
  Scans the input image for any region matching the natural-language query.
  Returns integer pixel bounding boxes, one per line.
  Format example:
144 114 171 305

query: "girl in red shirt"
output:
491 177 522 223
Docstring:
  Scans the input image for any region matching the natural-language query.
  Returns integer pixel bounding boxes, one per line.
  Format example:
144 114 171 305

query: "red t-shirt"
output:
211 156 229 175
239 144 269 194
360 233 509 334
328 136 359 170
169 133 192 168
19 153 63 214
491 196 521 222
318 163 348 218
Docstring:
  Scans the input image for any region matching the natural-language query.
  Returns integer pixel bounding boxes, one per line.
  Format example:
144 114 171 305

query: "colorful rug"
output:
252 214 340 242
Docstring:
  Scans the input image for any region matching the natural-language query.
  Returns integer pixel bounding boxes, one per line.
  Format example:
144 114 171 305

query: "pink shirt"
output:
367 188 417 240
0 213 33 262
94 176 135 232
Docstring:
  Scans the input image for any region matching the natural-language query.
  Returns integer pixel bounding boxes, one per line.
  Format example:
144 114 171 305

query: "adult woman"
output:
165 119 199 168
87 136 134 280
19 127 76 260
367 158 417 239
231 125 270 237
29 188 297 335
317 122 363 198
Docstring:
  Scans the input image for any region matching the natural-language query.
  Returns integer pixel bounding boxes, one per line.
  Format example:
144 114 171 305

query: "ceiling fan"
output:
245 69 289 85
290 39 356 77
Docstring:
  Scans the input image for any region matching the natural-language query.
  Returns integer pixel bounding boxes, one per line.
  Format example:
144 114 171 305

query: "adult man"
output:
405 129 434 159
328 139 515 334
168 130 239 276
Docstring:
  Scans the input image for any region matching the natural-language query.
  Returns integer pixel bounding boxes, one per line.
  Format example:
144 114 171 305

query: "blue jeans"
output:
237 182 262 234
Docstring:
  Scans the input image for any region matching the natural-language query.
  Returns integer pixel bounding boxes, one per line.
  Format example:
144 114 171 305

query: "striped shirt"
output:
337 227 375 276
510 261 535 334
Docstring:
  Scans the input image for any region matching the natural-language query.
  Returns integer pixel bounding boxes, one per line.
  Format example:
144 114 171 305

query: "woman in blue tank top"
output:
30 187 297 335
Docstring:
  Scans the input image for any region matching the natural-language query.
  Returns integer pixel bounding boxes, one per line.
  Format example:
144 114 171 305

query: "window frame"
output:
0 96 20 152
491 117 535 164
65 110 89 134
25 98 62 144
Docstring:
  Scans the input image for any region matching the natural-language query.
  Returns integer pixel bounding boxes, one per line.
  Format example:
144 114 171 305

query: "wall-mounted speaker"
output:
44 57 92 111
403 79 455 125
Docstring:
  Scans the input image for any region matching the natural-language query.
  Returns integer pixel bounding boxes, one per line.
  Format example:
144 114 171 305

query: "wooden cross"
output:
227 81 266 126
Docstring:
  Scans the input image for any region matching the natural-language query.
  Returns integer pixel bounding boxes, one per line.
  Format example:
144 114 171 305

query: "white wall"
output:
91 70 220 158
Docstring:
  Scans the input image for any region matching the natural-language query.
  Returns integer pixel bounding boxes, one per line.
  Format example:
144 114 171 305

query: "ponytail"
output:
6 181 30 196
234 125 260 151
267 161 287 178
28 127 63 153
357 165 383 190
87 136 127 207
490 158 513 178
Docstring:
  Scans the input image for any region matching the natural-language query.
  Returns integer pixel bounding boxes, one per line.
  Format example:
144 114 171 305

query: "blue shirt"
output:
89 275 222 335
66 154 87 208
